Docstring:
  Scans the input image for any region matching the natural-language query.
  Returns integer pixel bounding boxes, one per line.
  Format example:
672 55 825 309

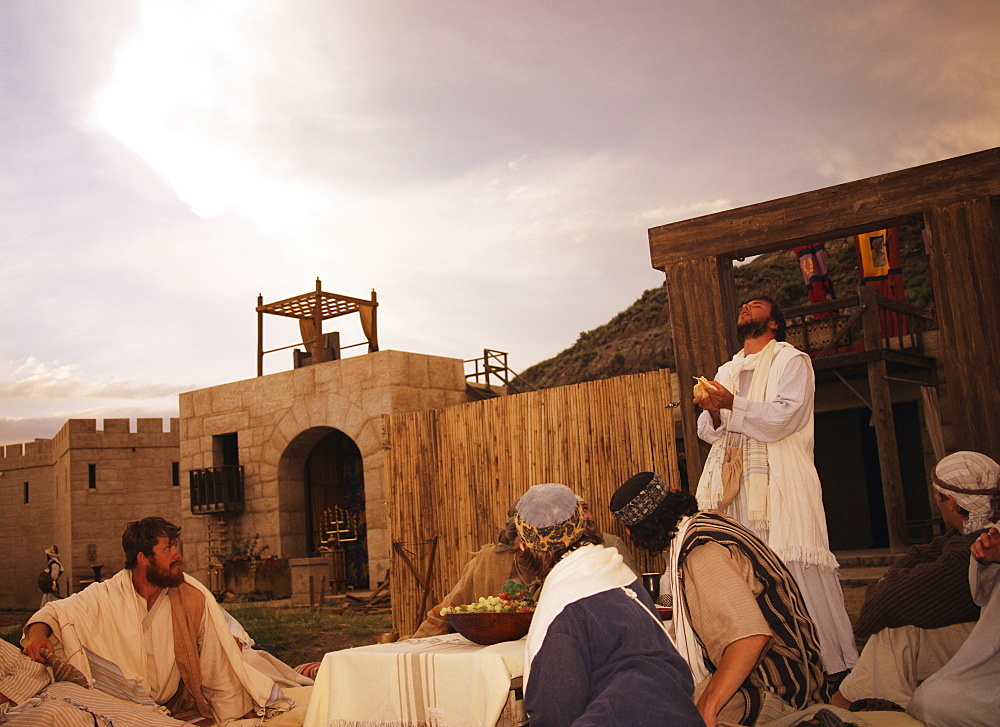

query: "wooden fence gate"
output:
384 369 679 636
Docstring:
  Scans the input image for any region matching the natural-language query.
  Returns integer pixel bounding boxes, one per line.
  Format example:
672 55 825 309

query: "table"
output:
302 633 525 727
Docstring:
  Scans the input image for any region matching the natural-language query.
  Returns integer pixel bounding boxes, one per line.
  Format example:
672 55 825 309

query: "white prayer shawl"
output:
523 544 653 690
697 342 838 570
24 569 282 726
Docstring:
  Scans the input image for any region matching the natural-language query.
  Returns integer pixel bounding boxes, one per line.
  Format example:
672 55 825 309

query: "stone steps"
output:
834 549 903 586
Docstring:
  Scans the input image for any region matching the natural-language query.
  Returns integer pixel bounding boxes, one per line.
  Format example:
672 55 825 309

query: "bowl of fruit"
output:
442 580 535 646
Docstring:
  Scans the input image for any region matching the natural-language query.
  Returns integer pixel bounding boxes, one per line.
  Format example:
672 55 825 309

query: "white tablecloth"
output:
302 634 524 727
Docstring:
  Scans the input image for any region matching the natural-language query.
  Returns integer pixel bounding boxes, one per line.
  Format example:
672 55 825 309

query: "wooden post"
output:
312 277 325 364
369 289 379 353
924 198 1000 458
256 294 264 377
661 257 738 489
859 285 909 551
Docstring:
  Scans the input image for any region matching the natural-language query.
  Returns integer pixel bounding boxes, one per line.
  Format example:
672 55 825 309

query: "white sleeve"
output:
725 356 813 442
697 408 725 444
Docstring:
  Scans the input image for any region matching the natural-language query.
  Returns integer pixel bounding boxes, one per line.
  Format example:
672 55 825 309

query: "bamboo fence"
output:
383 369 679 636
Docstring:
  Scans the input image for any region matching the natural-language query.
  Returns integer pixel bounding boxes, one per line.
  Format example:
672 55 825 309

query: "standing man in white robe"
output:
693 296 858 677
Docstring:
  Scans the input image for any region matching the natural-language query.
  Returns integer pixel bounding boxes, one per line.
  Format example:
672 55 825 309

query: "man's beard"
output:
146 559 185 588
737 318 772 341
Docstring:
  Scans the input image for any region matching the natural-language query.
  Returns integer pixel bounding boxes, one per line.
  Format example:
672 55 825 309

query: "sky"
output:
2 0 998 445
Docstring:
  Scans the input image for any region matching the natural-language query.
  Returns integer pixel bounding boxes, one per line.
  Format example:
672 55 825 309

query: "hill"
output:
516 221 930 390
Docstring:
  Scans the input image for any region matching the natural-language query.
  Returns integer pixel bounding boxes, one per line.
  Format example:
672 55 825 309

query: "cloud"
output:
0 358 190 400
634 200 733 226
1 409 178 448
0 416 67 446
3 0 999 446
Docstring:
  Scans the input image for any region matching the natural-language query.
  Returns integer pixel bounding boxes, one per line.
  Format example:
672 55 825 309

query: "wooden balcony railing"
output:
784 286 934 362
464 349 536 392
189 465 245 515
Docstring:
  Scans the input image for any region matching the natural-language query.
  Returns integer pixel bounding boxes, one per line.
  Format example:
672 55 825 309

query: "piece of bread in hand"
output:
692 376 716 398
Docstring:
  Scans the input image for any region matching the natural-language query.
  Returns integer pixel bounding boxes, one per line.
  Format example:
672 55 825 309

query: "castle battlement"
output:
0 438 53 462
49 418 180 454
2 417 180 465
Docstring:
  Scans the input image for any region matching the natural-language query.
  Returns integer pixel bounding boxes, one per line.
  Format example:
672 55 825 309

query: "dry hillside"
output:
516 220 931 391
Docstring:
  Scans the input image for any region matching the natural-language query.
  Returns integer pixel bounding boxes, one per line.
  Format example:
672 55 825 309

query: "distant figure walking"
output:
39 545 64 607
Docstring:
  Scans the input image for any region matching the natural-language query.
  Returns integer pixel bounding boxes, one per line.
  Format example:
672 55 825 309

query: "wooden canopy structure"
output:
649 147 1000 550
256 278 379 376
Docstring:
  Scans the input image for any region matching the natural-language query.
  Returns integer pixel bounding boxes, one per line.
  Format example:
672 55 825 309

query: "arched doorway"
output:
303 429 368 588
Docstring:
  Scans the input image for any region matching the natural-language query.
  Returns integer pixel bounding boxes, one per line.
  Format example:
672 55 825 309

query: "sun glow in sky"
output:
91 3 331 228
2 0 999 444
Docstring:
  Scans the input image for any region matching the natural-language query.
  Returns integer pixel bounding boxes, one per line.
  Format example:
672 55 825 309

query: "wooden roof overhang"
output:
647 147 1000 550
256 279 379 375
648 147 1000 269
257 289 376 321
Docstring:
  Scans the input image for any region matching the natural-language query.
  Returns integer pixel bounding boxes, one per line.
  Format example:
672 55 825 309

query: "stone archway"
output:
261 393 386 586
303 429 368 588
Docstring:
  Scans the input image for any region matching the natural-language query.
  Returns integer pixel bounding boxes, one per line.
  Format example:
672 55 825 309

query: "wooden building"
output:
649 147 1000 550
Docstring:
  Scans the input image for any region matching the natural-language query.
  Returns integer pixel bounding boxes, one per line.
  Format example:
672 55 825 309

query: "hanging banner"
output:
794 242 835 308
855 228 907 335
855 230 892 282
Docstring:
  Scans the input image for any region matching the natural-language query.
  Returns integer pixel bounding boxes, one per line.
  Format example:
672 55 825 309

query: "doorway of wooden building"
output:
815 400 930 551
304 429 368 589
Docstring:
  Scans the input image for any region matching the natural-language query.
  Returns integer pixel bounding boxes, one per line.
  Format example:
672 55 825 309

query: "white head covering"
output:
931 451 1000 534
514 483 586 552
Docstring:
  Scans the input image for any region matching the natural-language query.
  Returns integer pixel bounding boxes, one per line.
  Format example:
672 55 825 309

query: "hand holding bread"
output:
692 376 716 399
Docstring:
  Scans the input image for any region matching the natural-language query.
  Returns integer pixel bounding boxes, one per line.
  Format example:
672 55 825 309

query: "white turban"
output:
931 451 1000 534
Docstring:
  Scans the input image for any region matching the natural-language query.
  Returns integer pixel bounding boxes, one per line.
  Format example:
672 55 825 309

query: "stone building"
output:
0 349 471 609
0 418 180 609
177 349 469 592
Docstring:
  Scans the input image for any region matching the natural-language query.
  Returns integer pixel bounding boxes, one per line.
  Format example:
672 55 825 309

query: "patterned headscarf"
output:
931 451 1000 534
609 472 671 527
515 483 586 552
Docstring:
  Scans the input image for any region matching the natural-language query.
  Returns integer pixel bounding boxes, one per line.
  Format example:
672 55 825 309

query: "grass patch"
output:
1 606 391 667
225 606 392 666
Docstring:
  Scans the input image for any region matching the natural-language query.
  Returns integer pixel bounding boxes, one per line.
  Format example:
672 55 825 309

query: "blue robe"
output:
525 581 701 727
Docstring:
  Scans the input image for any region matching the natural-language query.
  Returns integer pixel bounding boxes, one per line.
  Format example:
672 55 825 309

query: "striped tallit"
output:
676 512 828 722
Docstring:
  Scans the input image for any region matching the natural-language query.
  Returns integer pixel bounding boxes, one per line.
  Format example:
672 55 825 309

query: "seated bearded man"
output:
21 516 299 726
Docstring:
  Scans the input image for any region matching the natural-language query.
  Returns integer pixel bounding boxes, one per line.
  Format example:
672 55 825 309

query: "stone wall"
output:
0 418 180 610
0 438 55 610
58 418 181 594
178 350 468 589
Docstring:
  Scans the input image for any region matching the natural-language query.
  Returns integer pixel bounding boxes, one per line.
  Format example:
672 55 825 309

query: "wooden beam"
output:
257 293 264 377
924 197 1000 459
369 289 379 353
663 258 737 488
649 147 1000 269
859 285 909 551
312 278 325 364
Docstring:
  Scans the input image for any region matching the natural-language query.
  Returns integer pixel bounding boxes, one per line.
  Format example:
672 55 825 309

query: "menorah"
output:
320 506 360 548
